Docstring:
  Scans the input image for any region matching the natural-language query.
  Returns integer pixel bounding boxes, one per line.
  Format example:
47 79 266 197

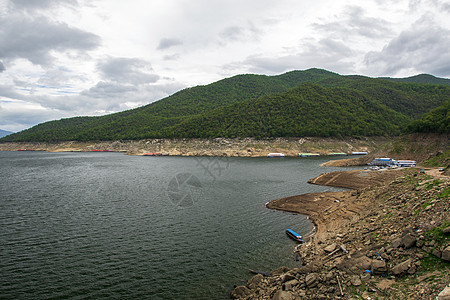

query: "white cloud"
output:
0 0 449 132
364 16 450 76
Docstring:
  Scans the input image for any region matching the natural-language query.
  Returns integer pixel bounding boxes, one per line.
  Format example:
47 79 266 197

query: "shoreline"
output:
266 169 404 245
0 137 381 159
232 168 450 299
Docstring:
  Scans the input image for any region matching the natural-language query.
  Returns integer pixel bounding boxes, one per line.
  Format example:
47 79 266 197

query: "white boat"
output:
267 153 285 158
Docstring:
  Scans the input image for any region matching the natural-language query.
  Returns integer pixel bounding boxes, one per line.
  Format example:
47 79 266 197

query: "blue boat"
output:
286 229 304 243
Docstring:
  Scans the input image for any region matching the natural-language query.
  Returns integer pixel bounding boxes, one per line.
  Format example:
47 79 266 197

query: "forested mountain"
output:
407 101 450 133
0 129 13 138
380 74 450 86
1 69 449 142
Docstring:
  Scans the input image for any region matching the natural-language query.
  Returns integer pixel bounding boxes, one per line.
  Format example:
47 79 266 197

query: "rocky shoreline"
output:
0 137 381 157
232 168 450 299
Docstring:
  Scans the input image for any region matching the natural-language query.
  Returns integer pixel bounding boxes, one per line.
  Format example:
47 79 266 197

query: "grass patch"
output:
420 253 450 273
425 221 450 246
437 186 450 199
423 150 450 167
425 179 441 190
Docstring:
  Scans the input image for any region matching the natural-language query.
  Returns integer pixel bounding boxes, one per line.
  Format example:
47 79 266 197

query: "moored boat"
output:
268 153 285 158
298 153 320 157
285 229 304 243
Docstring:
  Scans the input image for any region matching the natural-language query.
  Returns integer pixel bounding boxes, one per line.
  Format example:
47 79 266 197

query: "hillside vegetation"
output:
407 101 450 134
1 69 449 142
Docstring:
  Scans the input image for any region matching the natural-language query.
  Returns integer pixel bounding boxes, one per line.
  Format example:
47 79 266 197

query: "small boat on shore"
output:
298 153 320 157
268 153 285 158
286 229 304 243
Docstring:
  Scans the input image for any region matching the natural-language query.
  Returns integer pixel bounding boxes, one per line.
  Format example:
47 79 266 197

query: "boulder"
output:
281 270 298 283
443 227 450 234
272 290 299 300
401 233 416 249
442 246 450 262
305 273 320 288
231 286 252 299
433 249 442 258
284 279 299 291
324 243 337 253
371 259 387 274
337 255 371 274
247 274 264 290
391 259 412 276
391 238 402 248
437 285 450 300
350 275 362 286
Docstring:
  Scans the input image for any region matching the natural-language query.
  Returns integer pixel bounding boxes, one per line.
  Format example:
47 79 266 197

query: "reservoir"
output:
0 151 357 299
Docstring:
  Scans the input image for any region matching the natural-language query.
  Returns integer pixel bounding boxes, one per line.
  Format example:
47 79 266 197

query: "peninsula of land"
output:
233 168 450 299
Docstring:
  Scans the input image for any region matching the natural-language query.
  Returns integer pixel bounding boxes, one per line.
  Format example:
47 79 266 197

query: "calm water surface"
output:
0 151 358 299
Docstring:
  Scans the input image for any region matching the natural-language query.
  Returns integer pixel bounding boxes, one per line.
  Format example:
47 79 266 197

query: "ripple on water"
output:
0 152 358 299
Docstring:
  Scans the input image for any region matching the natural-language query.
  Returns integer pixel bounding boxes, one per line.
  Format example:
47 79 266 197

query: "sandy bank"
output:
0 137 381 157
267 169 403 244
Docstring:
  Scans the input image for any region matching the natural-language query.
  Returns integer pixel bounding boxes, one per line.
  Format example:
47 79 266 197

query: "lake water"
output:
0 151 358 299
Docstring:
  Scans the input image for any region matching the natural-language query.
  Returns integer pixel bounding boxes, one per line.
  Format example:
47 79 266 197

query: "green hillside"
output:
380 74 450 86
161 83 409 138
407 101 450 133
1 69 449 142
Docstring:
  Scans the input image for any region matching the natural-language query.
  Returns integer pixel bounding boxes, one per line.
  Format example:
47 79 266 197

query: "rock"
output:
338 256 371 274
325 271 335 282
281 270 297 283
391 259 412 276
231 286 252 299
442 246 450 262
272 290 299 300
371 259 387 274
443 227 450 234
376 279 394 291
437 285 450 300
402 226 415 236
305 273 320 288
361 272 371 281
271 266 290 276
408 265 416 275
284 279 299 291
391 238 402 248
324 243 337 253
433 249 442 258
350 275 362 286
401 233 416 249
247 274 264 290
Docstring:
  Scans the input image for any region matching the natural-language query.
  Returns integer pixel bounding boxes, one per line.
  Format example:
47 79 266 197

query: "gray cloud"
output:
81 81 138 99
97 57 160 84
0 61 5 72
313 6 391 39
0 14 100 66
219 22 260 42
228 38 355 75
157 38 183 50
364 17 450 77
9 0 79 11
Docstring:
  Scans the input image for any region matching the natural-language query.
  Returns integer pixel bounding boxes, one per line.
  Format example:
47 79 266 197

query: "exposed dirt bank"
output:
233 169 450 299
0 137 383 157
322 133 449 167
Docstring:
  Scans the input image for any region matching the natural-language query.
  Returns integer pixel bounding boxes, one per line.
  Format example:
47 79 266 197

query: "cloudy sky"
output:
1 0 449 132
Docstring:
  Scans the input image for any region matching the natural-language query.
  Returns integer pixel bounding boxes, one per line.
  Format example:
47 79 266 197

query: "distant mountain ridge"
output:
1 68 449 142
380 74 450 86
0 129 13 138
